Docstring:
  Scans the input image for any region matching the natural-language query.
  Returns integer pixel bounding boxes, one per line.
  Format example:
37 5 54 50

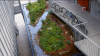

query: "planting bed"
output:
22 1 81 55
26 0 47 25
37 13 74 55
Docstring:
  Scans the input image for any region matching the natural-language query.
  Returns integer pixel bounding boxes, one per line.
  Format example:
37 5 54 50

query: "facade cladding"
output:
0 0 18 56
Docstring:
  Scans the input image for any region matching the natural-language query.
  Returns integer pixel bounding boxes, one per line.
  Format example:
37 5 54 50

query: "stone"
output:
43 52 46 54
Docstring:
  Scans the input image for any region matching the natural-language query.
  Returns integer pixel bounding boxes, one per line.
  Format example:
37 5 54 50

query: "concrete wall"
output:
90 0 100 21
70 0 77 3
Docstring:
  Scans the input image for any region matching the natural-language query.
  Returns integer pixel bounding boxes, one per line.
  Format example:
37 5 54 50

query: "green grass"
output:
26 0 46 24
38 15 66 53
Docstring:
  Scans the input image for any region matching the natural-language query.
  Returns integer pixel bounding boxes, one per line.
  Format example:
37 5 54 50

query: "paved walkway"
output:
15 13 32 56
14 0 33 56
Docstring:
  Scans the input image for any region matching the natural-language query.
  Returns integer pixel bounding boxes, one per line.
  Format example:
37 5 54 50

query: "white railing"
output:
49 0 100 56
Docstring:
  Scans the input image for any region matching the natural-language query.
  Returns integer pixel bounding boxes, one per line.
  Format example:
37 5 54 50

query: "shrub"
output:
26 0 46 24
48 10 52 14
66 40 71 45
38 30 42 36
38 15 66 53
41 20 45 25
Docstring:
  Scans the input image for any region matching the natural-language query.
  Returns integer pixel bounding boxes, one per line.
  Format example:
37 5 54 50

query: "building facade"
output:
72 0 100 21
0 0 18 56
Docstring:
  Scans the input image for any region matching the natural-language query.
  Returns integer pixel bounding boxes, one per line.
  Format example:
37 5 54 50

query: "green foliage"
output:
66 40 71 45
38 15 66 53
41 20 45 25
26 2 32 10
48 10 52 14
38 30 42 36
26 0 46 24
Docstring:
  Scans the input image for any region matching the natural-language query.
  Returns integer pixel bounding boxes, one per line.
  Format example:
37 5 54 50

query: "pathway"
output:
14 0 33 56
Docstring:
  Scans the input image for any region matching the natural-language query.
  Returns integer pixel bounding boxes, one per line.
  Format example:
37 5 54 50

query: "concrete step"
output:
74 39 100 56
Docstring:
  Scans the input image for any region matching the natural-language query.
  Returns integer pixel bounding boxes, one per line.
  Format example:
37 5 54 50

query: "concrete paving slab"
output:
15 13 32 56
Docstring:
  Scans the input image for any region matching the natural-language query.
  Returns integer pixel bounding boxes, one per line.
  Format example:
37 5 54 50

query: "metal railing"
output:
49 0 100 56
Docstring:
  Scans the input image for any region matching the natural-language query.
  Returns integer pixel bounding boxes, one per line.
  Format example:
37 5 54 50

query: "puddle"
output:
23 4 82 56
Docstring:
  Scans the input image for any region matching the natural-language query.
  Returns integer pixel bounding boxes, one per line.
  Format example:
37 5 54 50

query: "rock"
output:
59 52 62 55
70 35 74 40
43 52 46 54
61 24 65 27
65 31 68 35
47 27 52 30
67 51 69 52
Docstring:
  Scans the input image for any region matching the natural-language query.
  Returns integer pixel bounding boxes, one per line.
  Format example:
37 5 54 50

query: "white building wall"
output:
0 0 18 56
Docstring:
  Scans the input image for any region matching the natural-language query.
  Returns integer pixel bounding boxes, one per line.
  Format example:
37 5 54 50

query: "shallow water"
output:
23 4 82 56
23 4 48 56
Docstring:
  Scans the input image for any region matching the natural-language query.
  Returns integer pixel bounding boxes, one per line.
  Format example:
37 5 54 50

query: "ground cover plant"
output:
38 15 66 53
38 12 74 55
26 0 46 24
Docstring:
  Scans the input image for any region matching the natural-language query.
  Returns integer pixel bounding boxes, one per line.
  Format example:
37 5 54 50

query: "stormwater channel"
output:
22 4 84 56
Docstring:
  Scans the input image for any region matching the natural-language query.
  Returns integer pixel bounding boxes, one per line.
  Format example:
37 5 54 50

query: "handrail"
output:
73 26 100 48
49 0 100 50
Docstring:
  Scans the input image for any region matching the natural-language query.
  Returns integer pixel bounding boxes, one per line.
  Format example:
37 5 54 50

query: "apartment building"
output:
0 0 18 56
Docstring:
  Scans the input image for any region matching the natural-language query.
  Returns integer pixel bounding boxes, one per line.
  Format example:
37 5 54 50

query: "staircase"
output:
74 39 100 56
